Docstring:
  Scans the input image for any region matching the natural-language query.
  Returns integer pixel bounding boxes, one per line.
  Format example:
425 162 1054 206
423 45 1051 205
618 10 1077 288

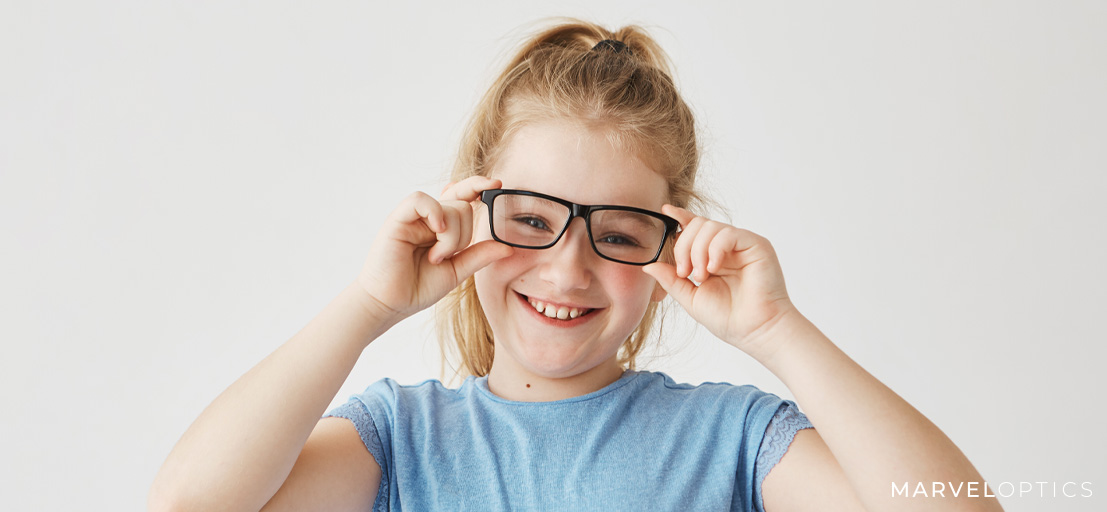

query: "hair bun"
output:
591 39 631 55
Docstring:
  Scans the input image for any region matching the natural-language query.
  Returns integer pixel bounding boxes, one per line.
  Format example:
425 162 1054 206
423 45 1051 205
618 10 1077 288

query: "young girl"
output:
150 20 1001 512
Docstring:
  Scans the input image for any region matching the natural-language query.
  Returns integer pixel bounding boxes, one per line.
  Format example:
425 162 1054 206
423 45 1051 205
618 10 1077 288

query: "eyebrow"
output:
594 209 662 230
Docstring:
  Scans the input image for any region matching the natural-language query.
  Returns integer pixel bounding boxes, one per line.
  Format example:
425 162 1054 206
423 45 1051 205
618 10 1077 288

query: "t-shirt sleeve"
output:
752 402 814 512
323 379 397 512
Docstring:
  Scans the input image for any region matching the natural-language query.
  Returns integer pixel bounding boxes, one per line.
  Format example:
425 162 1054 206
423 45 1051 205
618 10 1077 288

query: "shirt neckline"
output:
471 369 643 406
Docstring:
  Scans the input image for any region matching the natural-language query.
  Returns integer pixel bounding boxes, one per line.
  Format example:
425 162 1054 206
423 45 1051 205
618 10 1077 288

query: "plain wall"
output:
1 1 1104 510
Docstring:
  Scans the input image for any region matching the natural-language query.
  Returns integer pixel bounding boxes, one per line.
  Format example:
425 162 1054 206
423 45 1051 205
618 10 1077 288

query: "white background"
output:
2 1 1104 511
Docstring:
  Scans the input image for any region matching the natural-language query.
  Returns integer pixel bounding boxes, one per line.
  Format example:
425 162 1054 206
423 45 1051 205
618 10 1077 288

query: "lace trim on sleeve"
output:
324 401 388 511
754 403 814 512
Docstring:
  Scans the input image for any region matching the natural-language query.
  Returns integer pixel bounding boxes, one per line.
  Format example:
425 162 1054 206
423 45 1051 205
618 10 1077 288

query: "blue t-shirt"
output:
325 370 813 511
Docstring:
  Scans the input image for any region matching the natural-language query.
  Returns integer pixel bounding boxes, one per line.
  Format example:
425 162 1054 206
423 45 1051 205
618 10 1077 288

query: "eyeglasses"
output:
479 189 680 265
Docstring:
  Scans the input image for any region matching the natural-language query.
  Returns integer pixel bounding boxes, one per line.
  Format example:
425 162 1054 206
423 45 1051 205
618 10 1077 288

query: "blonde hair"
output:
437 18 705 379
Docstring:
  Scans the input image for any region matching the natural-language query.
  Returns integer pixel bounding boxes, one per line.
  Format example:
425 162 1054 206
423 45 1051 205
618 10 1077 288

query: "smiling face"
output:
472 120 670 398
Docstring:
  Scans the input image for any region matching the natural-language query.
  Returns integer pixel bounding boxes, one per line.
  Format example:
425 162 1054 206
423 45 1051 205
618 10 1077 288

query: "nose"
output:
537 218 594 292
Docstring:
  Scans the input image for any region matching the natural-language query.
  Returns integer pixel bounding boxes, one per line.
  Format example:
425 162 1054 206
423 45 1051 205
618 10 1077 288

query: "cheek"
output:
472 243 535 303
472 272 494 322
605 267 656 311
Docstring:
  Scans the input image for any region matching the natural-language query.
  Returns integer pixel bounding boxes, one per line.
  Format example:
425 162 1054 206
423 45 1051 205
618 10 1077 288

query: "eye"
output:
511 215 552 232
595 233 643 248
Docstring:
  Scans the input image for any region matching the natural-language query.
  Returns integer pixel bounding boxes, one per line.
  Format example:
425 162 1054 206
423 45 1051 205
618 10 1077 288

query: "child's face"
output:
473 120 669 381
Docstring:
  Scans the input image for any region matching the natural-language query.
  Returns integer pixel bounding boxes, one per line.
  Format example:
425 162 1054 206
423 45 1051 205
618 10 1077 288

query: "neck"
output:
485 358 625 402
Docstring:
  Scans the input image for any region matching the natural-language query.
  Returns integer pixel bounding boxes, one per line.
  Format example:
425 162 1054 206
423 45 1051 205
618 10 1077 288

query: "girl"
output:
150 20 1001 512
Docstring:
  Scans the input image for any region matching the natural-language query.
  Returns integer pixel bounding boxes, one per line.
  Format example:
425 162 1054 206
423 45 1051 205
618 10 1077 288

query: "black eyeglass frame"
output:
479 188 681 266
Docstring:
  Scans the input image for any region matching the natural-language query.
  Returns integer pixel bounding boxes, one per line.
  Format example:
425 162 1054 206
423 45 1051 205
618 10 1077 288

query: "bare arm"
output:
757 312 1002 511
643 206 1001 511
148 282 397 512
260 416 382 512
149 177 513 512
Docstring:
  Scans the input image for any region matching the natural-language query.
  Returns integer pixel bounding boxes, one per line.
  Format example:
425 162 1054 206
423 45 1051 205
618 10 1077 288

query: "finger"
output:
690 221 726 282
715 227 775 270
429 206 463 264
441 175 502 202
662 204 697 227
642 262 697 312
672 215 706 278
454 200 474 252
439 201 475 262
730 227 773 256
393 192 446 233
707 228 740 273
449 240 515 280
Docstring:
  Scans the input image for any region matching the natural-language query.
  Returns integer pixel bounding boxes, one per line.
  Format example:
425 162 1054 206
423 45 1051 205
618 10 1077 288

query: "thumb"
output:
449 240 515 280
642 262 698 312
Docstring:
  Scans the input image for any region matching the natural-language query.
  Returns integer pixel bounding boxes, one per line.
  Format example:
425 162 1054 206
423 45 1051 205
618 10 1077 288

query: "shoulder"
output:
634 370 772 394
632 371 790 412
363 376 465 395
626 371 795 450
348 376 471 409
328 377 474 440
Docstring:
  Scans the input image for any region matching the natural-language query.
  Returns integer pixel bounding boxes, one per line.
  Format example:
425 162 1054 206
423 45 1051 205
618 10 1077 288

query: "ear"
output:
650 281 668 302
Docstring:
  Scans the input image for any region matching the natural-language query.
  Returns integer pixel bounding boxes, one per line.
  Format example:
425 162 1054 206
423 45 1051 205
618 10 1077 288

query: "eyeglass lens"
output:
490 193 668 264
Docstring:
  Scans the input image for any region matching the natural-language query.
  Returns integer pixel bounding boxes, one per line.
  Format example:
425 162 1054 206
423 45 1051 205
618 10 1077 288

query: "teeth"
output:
527 297 590 320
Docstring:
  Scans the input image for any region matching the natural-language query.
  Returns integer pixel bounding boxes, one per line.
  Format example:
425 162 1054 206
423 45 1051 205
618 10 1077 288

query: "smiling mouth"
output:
521 294 596 320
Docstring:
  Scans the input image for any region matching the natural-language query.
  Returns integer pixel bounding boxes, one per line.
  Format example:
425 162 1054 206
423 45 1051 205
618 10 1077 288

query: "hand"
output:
355 176 514 323
642 205 799 359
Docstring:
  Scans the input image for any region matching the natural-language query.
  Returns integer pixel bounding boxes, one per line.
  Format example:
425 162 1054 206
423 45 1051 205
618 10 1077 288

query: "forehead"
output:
490 121 670 210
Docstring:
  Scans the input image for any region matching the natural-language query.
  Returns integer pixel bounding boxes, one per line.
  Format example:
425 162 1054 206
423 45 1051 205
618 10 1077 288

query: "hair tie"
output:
592 39 631 55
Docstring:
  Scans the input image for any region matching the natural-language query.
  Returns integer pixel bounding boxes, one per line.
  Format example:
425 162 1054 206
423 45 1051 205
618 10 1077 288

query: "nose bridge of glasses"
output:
556 215 592 249
568 202 589 221
540 218 596 287
567 203 601 233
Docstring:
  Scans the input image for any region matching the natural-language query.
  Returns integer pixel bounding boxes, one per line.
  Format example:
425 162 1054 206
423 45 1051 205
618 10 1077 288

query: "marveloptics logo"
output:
892 481 1093 498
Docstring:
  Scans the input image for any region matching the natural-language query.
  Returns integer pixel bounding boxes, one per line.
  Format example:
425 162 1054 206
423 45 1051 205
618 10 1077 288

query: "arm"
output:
148 283 395 512
260 416 382 512
149 177 512 512
643 206 1001 512
761 428 865 511
756 312 1001 511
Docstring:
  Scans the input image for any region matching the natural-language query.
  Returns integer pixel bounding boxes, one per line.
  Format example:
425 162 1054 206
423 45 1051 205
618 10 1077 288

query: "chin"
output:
510 341 618 381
